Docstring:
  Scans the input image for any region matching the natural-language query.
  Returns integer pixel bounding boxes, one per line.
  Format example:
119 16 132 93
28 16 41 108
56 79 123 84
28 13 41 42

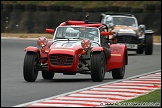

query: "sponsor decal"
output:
111 54 121 56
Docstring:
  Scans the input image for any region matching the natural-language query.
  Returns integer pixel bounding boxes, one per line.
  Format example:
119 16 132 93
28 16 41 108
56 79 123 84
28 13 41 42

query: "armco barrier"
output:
1 4 161 35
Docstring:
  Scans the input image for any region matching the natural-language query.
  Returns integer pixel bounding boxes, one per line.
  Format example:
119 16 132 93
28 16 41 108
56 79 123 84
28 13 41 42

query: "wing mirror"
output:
46 28 54 34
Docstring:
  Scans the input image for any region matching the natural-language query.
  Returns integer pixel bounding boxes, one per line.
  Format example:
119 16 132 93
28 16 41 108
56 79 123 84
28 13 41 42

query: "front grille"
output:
117 36 138 44
50 54 73 66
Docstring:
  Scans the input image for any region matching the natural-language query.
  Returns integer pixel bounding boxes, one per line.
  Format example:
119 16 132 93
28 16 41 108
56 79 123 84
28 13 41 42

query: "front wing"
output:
107 44 128 71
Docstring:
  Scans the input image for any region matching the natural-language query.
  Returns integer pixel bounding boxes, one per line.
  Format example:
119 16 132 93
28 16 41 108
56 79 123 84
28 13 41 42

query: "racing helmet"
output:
65 27 79 38
138 25 146 32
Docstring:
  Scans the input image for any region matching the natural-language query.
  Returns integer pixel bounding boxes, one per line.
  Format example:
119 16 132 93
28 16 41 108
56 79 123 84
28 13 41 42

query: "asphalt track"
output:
1 38 161 107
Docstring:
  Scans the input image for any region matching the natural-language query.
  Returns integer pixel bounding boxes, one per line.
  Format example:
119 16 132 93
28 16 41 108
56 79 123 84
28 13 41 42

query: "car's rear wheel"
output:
112 56 125 79
42 71 54 79
145 34 153 55
91 52 106 82
23 52 39 82
136 46 144 54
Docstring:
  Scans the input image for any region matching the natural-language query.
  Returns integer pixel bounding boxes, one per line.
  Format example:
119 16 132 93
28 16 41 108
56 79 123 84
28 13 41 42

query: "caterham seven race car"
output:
100 13 154 55
23 20 128 82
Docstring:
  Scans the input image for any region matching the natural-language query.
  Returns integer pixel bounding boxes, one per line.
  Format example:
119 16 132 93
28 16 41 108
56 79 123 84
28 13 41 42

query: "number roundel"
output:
37 36 48 47
81 39 91 48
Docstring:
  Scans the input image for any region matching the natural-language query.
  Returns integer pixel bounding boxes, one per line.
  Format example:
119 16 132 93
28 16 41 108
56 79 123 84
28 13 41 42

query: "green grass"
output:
1 1 161 8
106 89 161 107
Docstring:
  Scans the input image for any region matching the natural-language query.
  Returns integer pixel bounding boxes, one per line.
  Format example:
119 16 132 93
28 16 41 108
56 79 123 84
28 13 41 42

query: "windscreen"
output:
54 26 99 42
105 16 137 27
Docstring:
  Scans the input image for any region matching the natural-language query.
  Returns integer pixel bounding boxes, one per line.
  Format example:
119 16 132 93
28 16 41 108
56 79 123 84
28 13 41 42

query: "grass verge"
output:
106 89 161 107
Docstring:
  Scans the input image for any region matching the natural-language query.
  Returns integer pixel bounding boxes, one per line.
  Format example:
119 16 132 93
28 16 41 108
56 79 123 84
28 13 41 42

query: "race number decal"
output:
110 46 122 53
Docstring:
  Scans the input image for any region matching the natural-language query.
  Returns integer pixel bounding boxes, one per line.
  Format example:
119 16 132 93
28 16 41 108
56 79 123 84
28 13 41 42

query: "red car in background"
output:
23 20 128 82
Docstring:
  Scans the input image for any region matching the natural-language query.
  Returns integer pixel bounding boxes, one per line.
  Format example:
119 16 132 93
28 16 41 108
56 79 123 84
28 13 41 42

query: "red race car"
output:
23 20 128 82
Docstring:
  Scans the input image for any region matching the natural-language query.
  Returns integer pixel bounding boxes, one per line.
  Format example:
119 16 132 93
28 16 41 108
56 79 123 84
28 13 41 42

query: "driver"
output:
65 27 79 38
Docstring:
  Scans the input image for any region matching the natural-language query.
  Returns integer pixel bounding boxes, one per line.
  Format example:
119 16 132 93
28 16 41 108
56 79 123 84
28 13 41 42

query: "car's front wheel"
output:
91 52 106 82
23 52 39 82
145 34 153 55
136 46 144 54
42 71 54 79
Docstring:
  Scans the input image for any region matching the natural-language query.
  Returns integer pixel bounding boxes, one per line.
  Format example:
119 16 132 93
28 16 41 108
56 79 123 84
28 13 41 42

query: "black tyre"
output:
131 8 143 13
23 52 39 82
13 4 25 12
155 5 161 10
47 5 60 11
112 56 125 79
1 4 3 9
94 7 107 12
3 4 13 12
83 8 95 12
60 5 73 12
72 7 83 12
42 71 54 79
155 9 161 13
136 46 144 54
144 4 156 11
107 6 119 12
25 4 36 12
36 5 47 12
145 34 153 55
91 52 106 82
119 7 132 12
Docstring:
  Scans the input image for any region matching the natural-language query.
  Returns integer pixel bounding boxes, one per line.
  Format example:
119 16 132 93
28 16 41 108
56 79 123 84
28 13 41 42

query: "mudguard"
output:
91 47 110 61
24 46 40 53
144 30 154 35
91 47 103 52
107 44 128 71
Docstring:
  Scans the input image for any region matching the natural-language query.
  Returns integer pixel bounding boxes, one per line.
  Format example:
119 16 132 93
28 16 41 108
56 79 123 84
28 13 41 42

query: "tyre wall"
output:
1 4 161 35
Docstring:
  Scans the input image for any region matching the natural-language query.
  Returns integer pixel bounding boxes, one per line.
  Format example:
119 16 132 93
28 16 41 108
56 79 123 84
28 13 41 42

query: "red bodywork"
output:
25 20 128 74
48 47 83 72
108 44 128 71
59 20 128 71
